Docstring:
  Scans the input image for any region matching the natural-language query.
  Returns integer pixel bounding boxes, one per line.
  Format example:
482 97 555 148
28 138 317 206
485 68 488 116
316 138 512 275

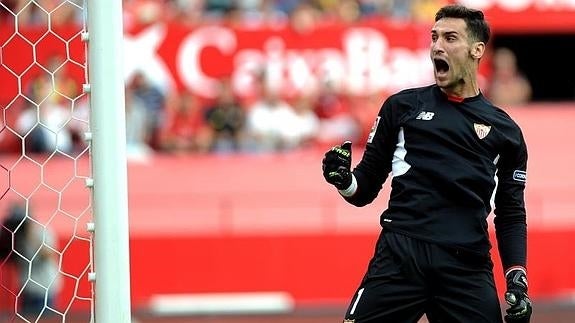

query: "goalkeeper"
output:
322 4 531 323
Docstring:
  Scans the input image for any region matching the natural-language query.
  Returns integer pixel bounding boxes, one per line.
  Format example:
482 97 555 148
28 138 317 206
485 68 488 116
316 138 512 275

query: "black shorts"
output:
343 231 503 323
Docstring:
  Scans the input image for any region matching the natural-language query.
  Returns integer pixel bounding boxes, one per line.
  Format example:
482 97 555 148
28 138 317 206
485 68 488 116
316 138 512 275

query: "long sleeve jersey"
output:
345 84 528 269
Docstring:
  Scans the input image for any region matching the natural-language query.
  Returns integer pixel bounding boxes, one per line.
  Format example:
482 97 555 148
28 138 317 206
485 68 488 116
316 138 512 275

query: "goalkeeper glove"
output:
504 268 532 323
322 141 353 190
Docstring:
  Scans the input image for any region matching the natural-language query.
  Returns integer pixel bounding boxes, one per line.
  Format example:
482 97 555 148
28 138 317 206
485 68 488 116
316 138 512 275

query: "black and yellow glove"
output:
504 268 532 323
322 141 352 190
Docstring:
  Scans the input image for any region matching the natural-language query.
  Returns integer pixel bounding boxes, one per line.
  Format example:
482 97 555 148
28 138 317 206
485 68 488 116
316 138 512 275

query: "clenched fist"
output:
322 141 353 190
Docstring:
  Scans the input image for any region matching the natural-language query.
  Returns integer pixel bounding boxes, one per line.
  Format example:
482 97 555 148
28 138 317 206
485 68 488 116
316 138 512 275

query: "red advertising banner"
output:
150 21 434 100
0 20 436 104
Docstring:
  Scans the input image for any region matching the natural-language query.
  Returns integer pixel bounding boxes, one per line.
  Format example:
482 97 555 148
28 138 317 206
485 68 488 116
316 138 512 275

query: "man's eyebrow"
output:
431 30 459 36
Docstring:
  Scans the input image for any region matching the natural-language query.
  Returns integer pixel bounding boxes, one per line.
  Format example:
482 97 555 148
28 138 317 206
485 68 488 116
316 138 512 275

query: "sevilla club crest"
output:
474 123 491 139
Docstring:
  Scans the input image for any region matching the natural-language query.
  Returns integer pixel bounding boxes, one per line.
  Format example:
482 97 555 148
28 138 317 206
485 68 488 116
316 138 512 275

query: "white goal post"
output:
86 0 132 322
0 0 131 321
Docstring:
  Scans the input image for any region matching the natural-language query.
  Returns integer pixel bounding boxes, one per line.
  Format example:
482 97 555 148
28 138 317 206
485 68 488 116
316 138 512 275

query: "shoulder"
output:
379 85 433 119
483 97 523 131
388 85 435 103
481 97 526 146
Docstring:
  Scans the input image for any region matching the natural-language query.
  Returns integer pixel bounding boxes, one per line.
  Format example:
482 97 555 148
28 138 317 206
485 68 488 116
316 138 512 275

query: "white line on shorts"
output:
350 288 365 315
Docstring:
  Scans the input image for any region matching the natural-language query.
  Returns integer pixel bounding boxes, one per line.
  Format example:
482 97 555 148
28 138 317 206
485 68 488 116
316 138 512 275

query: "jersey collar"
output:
434 85 483 103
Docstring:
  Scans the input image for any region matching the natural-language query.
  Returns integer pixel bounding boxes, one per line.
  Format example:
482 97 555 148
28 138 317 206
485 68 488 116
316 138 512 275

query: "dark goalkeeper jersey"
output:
346 85 527 268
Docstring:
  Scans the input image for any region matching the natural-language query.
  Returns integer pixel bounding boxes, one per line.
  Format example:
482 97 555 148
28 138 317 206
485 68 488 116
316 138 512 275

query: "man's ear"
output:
471 42 486 60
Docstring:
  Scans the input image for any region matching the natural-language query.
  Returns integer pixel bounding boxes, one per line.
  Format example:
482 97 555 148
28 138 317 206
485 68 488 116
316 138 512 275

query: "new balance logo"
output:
416 111 435 120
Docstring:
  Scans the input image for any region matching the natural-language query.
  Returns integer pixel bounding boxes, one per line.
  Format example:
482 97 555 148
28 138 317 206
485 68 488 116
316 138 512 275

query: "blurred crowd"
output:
1 0 451 27
121 69 384 157
5 49 530 159
1 0 535 158
121 0 452 28
0 58 386 157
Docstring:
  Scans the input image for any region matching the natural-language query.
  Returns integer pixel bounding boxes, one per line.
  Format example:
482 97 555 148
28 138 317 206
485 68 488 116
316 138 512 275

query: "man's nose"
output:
432 39 445 55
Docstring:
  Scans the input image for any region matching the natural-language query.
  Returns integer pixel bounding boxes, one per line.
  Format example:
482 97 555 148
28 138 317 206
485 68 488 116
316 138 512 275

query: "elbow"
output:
350 200 369 207
353 202 369 207
344 195 374 207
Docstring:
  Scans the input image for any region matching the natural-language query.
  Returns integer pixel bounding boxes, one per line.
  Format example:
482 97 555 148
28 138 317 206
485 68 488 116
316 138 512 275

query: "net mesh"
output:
0 1 93 321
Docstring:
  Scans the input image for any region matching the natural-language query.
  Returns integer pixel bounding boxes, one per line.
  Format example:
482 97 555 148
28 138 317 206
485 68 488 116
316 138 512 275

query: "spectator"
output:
67 95 91 154
372 0 413 19
204 79 246 153
289 2 320 34
165 0 204 26
236 0 288 27
4 202 61 320
125 88 153 159
161 90 211 154
335 0 362 24
128 71 166 149
487 47 532 106
244 73 299 152
15 76 74 154
411 0 448 23
15 103 48 154
51 0 84 26
274 0 302 15
3 0 47 26
124 0 167 29
1 0 81 26
281 94 320 149
313 79 360 147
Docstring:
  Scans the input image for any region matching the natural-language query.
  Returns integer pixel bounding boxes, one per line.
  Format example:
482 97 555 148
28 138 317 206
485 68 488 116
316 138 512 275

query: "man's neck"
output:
440 79 480 99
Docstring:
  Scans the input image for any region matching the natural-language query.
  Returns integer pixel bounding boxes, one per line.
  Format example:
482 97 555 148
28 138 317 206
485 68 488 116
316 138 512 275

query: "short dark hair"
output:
435 5 490 44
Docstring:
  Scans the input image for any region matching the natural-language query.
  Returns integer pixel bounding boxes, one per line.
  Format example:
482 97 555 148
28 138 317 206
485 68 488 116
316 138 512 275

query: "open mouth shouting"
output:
433 57 450 78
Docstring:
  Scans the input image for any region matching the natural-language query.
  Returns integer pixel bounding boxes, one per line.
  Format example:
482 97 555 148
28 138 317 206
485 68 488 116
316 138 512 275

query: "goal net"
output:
0 1 108 322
